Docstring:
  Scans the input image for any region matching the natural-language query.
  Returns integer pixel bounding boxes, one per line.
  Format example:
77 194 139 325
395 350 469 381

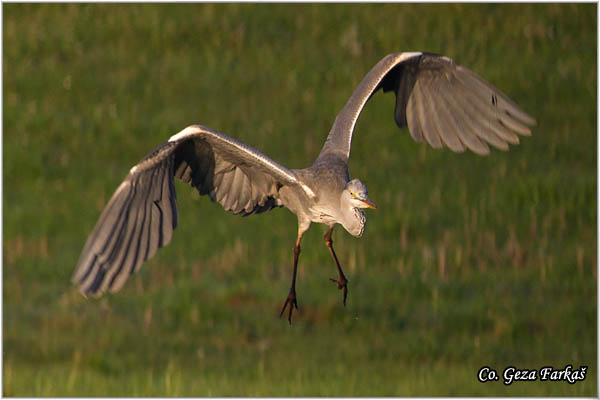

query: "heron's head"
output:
344 179 377 210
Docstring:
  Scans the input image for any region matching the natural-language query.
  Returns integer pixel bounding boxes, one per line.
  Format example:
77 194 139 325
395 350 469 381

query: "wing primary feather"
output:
87 261 108 294
457 90 514 150
456 66 536 126
413 81 443 148
78 256 101 294
107 179 149 292
227 167 245 212
142 164 166 261
111 166 160 290
102 179 143 293
405 92 425 142
83 180 138 294
146 176 163 264
154 200 165 249
125 175 153 273
498 112 532 136
428 86 466 152
156 157 176 247
166 158 178 231
139 173 154 264
221 170 236 210
82 181 135 270
74 179 137 291
457 84 522 145
438 78 508 151
436 82 490 155
212 170 225 199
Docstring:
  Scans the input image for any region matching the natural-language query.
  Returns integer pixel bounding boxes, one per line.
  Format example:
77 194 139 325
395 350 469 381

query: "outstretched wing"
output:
317 52 536 161
72 125 304 296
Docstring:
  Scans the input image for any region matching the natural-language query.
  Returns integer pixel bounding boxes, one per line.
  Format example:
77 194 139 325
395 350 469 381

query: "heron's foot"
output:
279 288 298 324
329 276 348 306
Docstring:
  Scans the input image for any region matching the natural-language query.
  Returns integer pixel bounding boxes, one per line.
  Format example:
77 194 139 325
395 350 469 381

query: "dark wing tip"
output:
73 141 181 297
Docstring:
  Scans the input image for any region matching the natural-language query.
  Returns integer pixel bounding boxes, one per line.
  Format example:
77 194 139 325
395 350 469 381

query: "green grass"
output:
3 3 597 397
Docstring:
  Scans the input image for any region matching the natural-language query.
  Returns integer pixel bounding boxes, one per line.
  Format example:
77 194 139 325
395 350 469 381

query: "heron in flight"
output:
72 52 535 323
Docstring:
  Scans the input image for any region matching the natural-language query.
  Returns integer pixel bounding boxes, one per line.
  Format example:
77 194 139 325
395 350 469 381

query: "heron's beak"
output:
360 198 377 210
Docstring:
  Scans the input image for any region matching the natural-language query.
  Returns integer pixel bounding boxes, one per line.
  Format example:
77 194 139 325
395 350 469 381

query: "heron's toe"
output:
279 288 299 324
329 277 349 306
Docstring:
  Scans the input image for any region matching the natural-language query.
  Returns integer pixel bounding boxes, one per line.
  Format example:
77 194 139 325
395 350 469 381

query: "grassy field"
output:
3 3 597 396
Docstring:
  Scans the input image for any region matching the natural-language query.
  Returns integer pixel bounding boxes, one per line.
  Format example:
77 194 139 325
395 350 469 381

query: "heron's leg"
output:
280 221 310 324
324 226 348 306
279 240 301 323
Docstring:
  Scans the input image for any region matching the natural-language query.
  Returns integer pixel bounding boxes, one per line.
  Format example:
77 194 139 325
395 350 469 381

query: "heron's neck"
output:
340 205 366 237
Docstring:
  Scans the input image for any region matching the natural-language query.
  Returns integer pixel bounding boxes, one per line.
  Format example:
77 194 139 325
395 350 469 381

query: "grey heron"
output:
72 52 536 323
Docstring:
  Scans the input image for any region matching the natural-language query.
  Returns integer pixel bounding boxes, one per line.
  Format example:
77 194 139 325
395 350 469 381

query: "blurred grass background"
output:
3 3 596 396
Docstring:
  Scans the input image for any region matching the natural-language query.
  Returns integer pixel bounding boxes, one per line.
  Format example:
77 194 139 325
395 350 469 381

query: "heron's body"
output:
286 157 352 229
73 52 536 323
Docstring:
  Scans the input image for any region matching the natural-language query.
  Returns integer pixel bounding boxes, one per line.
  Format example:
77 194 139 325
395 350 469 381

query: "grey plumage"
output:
73 52 535 322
